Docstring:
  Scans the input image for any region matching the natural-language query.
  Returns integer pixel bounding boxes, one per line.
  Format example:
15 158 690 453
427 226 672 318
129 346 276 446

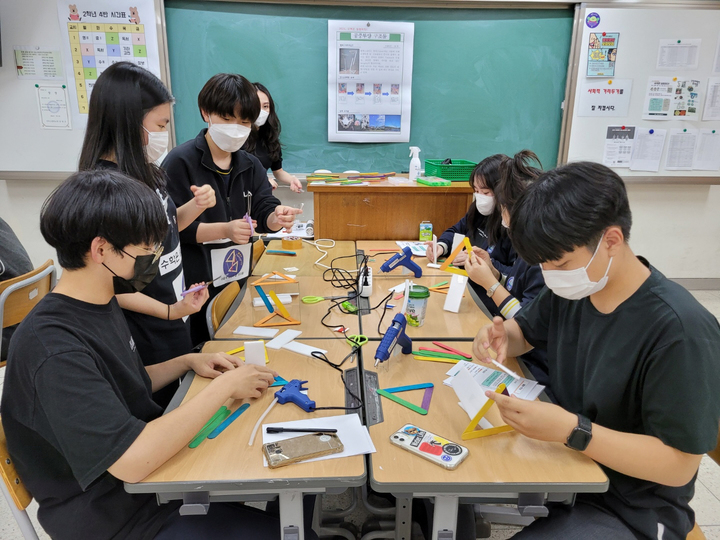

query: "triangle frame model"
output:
461 384 514 440
376 383 434 415
252 271 299 286
254 290 301 327
439 237 473 277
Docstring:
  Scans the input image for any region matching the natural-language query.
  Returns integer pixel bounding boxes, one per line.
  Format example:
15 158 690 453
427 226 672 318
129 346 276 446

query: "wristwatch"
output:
487 282 501 297
565 414 593 451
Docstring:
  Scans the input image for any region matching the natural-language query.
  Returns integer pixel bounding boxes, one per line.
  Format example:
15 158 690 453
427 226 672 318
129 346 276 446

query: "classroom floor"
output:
2 290 720 539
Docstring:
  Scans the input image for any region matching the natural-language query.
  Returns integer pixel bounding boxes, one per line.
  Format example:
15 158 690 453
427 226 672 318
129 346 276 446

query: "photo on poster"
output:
587 32 619 77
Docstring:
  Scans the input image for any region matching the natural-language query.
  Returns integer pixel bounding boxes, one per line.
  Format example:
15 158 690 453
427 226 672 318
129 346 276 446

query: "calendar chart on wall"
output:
55 0 162 128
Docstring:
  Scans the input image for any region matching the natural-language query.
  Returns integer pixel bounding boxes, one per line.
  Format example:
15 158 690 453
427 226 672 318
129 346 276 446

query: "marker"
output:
265 427 338 434
181 274 225 296
491 359 522 380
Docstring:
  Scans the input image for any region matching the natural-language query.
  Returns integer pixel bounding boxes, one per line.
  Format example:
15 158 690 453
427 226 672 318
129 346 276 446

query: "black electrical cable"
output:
310 350 363 411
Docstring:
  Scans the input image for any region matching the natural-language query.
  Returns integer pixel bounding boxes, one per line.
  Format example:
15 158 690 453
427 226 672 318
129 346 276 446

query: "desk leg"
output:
279 490 305 540
432 495 459 540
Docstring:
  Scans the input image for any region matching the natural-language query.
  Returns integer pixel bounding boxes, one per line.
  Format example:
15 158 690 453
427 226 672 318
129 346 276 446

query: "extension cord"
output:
358 267 373 298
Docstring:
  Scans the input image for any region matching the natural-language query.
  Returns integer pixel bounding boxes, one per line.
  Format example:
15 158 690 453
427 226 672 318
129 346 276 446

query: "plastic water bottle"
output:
409 146 422 182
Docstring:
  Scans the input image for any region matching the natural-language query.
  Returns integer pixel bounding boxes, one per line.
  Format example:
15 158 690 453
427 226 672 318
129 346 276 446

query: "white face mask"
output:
255 109 269 127
541 237 613 300
207 120 251 153
142 127 168 163
474 192 495 216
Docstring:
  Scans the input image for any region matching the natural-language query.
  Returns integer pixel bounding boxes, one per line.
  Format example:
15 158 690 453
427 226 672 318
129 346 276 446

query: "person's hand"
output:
465 253 498 289
269 177 278 190
471 247 500 279
223 363 277 400
473 316 508 364
424 241 443 263
190 184 216 210
452 250 468 267
485 391 577 444
289 176 303 193
185 352 241 378
225 218 256 244
272 205 303 232
172 283 210 318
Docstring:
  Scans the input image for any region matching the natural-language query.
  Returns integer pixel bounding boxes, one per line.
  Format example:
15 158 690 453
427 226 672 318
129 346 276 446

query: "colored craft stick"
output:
383 383 434 393
415 349 467 360
189 407 231 448
421 386 434 411
413 355 460 364
377 389 427 415
433 280 449 288
254 286 274 314
270 376 289 387
266 249 297 256
208 403 251 439
268 290 292 320
432 342 472 359
225 346 245 355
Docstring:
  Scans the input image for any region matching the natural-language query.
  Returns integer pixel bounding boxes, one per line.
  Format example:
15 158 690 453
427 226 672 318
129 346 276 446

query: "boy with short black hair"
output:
1 169 294 540
474 161 720 539
163 73 302 344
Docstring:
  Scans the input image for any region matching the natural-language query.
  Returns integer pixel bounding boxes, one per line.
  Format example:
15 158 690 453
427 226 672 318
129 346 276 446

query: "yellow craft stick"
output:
225 346 245 355
413 355 460 364
268 290 292 320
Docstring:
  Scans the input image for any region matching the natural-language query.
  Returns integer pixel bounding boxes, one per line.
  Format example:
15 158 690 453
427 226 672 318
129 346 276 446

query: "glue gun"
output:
374 313 413 367
380 247 423 278
275 379 316 413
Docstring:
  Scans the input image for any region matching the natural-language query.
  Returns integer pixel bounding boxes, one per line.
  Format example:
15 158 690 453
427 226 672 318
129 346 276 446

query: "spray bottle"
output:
408 146 422 182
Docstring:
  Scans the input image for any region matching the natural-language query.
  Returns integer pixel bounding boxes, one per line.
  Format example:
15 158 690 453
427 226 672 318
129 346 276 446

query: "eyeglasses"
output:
120 245 164 264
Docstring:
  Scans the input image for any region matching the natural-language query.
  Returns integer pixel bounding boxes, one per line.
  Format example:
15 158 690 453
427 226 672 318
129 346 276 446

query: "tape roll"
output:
282 237 303 250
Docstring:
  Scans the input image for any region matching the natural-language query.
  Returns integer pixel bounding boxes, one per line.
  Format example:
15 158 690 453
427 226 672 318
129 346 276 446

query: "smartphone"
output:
390 424 469 470
263 433 344 469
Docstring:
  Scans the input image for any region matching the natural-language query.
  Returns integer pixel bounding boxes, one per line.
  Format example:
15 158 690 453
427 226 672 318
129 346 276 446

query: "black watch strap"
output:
565 414 592 451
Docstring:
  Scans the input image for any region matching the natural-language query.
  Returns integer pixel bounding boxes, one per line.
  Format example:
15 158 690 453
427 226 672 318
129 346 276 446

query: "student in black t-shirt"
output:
473 162 720 540
0 169 304 540
79 61 217 406
163 73 302 344
243 82 303 193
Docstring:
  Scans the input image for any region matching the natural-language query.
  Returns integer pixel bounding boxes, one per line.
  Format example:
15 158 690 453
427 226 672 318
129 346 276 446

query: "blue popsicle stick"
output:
254 285 274 313
382 383 434 393
208 403 251 439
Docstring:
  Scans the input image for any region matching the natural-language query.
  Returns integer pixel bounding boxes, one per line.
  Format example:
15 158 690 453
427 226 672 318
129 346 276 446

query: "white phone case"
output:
389 424 469 470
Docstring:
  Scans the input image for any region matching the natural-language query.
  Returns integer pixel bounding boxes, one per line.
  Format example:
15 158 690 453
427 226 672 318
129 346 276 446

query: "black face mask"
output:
104 246 163 294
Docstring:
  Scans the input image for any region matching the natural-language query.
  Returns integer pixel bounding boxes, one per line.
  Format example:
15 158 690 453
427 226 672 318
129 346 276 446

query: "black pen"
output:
265 427 338 434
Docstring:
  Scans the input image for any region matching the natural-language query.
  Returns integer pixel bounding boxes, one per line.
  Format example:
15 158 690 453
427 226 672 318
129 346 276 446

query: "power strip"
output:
358 267 373 298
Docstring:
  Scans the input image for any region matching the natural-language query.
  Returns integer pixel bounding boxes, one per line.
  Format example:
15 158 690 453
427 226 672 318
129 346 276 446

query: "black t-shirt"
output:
1 293 180 540
243 136 283 172
515 264 720 540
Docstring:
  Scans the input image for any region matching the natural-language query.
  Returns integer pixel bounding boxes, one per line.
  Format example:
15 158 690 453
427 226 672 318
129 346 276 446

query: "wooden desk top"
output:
134 339 365 489
253 240 357 277
215 276 361 339
356 241 447 277
308 178 473 194
366 341 608 492
361 275 491 340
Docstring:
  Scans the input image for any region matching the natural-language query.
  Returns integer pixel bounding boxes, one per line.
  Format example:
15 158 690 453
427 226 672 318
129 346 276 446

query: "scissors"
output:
346 334 368 349
301 295 348 304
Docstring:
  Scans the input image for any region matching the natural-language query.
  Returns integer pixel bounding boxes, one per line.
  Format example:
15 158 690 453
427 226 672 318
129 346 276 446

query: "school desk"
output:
124 339 365 540
363 340 608 539
307 179 473 241
253 240 357 277
356 240 448 277
214 276 362 340
360 275 491 340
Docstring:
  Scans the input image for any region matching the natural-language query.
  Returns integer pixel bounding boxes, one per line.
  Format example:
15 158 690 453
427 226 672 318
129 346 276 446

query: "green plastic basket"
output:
424 159 477 182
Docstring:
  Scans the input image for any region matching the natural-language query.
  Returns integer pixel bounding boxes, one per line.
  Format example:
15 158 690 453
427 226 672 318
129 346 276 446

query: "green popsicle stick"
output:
189 407 231 448
377 389 428 415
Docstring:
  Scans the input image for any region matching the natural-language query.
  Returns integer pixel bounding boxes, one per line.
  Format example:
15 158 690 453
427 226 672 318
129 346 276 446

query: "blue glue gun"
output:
380 247 423 278
274 379 316 412
374 313 413 367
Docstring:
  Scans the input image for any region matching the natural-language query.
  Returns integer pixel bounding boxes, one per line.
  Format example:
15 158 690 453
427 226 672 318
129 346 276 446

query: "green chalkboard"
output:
165 2 573 172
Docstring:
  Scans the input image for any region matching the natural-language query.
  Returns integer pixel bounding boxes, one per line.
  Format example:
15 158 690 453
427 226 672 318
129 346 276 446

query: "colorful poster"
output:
328 20 414 143
577 79 632 117
642 77 701 120
587 32 619 77
55 1 162 129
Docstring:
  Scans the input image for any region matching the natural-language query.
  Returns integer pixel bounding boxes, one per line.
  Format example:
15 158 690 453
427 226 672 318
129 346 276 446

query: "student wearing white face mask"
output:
163 73 302 344
79 62 216 406
243 82 303 193
473 162 720 540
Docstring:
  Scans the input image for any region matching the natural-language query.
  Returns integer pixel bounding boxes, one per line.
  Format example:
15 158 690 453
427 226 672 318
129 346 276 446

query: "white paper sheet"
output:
702 78 720 121
602 126 635 168
444 362 545 401
233 326 279 338
714 35 720 74
396 241 427 257
577 79 632 117
665 129 698 171
262 413 376 466
693 130 720 171
266 330 303 350
629 128 667 172
657 39 701 70
281 341 328 358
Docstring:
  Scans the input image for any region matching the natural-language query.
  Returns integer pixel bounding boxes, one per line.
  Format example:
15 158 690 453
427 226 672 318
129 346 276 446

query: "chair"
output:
251 238 265 273
0 417 40 539
686 427 720 540
0 260 56 366
205 281 241 339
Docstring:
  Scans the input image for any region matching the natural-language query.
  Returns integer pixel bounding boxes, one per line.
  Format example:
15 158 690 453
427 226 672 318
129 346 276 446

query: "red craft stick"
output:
432 341 472 359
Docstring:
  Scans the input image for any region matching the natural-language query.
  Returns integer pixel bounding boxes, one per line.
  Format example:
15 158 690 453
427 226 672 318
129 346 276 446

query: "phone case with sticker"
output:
263 433 344 469
390 424 469 470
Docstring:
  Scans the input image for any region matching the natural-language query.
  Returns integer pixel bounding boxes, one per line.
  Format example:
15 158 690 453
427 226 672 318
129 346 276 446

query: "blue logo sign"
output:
507 276 515 291
487 245 494 254
441 454 452 462
223 248 245 278
586 12 600 28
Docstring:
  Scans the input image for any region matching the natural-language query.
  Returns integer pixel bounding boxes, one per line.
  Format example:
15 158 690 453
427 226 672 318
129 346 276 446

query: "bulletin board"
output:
560 3 720 183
